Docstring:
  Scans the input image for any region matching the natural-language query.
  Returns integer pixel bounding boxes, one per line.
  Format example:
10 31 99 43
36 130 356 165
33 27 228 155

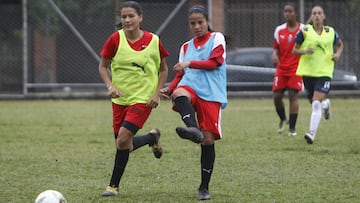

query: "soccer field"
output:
0 98 359 202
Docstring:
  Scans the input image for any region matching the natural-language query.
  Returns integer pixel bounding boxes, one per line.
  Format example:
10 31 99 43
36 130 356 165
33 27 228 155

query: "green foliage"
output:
28 0 114 35
29 0 62 35
0 99 359 202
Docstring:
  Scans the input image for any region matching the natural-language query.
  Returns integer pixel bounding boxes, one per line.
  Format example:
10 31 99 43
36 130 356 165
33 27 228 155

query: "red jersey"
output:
100 30 169 59
273 22 304 76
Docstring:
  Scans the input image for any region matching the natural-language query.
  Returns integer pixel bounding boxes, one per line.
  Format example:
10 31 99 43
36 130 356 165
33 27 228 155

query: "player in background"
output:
272 2 304 136
293 5 343 144
160 5 227 201
98 1 169 197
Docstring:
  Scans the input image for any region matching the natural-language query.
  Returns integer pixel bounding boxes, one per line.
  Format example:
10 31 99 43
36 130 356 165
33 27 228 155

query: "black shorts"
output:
302 76 331 99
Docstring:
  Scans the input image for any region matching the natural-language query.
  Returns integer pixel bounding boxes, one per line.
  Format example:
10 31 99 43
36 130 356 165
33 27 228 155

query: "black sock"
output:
289 113 298 130
174 96 198 128
109 149 130 188
276 106 286 121
132 133 155 151
199 144 215 190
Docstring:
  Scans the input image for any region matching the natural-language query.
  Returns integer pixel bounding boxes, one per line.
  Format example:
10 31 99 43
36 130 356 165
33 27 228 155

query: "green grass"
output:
1 98 360 202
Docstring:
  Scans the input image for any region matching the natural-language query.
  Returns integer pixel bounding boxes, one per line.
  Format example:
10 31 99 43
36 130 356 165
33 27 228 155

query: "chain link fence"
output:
1 0 23 94
0 0 359 98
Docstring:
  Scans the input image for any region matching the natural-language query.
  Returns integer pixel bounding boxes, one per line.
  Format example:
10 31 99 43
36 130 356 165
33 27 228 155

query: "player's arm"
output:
157 58 169 93
188 45 224 70
99 57 121 98
148 57 169 108
272 37 280 66
272 48 280 67
99 32 121 98
272 27 280 66
161 41 185 99
173 33 225 71
160 71 183 99
187 32 226 70
292 31 313 55
332 32 343 61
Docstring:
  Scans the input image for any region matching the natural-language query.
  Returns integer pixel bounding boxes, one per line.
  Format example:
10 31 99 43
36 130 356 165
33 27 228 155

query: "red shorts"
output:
272 75 303 91
173 86 223 140
112 103 152 134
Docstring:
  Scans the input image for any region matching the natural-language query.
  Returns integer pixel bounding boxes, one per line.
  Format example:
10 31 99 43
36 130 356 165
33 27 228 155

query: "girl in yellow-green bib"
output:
293 5 343 144
98 1 169 197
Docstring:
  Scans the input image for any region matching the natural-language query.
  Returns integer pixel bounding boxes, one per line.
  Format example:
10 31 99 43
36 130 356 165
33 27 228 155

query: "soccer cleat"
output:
198 188 211 200
176 127 204 144
149 128 162 159
288 129 297 136
278 119 286 134
101 186 119 197
323 99 331 120
304 132 315 144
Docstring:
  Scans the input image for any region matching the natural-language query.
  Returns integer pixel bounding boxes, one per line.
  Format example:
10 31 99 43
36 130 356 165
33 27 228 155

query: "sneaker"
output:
101 186 118 197
288 129 297 136
198 188 211 200
304 132 315 144
323 99 331 120
149 128 162 159
278 119 286 134
176 127 204 144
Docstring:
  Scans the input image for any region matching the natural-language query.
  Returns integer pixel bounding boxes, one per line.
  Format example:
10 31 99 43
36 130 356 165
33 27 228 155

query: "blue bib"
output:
178 34 227 109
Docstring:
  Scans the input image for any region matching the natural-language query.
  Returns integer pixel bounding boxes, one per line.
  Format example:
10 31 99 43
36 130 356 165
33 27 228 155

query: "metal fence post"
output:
22 0 28 96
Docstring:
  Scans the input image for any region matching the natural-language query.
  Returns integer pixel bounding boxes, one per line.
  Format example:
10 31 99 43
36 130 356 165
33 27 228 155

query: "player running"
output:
98 1 169 197
293 5 343 144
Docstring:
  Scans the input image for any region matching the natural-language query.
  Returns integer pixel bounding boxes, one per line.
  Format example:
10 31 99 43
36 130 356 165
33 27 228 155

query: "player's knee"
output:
201 132 215 145
116 134 132 149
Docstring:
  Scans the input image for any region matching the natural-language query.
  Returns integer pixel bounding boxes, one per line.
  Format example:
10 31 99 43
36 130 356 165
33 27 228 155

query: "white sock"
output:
310 100 322 135
321 99 329 110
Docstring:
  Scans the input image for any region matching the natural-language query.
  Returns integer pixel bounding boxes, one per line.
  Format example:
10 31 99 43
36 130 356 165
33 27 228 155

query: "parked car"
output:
226 47 358 91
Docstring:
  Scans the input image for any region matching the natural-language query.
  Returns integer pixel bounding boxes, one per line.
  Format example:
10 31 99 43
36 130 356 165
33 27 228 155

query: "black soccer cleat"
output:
149 128 163 159
198 188 211 200
175 127 204 144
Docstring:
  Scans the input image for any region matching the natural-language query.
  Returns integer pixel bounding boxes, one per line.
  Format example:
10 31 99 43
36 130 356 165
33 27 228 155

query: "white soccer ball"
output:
35 190 67 203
